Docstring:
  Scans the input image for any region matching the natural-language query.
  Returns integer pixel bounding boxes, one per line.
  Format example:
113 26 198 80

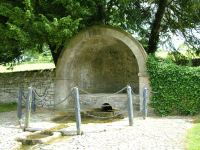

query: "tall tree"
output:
147 0 168 53
0 0 199 65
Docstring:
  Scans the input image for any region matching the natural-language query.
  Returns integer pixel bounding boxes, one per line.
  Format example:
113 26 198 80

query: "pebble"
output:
39 117 192 150
0 110 193 150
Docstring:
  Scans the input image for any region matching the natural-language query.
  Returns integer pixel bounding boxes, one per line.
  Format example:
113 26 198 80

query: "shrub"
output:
147 55 200 116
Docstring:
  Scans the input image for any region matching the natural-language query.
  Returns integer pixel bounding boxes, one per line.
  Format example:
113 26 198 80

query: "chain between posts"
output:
32 86 49 98
78 86 127 105
18 85 150 131
80 86 134 126
17 86 74 129
31 87 73 108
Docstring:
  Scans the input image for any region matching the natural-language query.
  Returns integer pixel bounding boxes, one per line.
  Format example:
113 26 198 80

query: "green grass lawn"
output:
186 115 200 150
0 102 17 112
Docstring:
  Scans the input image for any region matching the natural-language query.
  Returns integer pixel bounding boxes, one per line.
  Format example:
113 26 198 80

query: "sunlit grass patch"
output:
0 102 17 112
186 115 200 150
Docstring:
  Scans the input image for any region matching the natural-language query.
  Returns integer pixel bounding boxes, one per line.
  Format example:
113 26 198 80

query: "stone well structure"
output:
55 25 149 111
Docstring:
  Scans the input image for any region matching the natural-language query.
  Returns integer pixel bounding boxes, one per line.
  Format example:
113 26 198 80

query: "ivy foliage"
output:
147 55 200 116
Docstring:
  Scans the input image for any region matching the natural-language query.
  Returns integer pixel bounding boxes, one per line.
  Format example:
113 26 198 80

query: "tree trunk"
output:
96 1 106 24
147 0 168 54
49 45 63 65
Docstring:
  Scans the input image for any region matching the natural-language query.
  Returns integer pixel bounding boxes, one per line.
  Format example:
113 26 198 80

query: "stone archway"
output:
55 25 149 111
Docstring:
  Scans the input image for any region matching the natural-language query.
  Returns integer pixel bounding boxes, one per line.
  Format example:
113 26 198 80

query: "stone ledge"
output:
16 131 62 145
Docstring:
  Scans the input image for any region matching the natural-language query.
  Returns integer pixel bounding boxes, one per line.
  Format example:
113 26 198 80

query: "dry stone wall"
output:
0 69 55 104
0 69 140 112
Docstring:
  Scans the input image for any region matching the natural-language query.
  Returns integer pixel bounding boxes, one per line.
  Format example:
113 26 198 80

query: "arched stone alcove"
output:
55 26 149 111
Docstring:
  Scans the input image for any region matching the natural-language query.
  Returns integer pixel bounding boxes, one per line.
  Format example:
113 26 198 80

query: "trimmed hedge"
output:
147 55 200 116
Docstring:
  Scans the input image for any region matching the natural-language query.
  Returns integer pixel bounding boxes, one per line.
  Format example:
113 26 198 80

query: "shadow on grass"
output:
0 102 17 112
192 115 200 124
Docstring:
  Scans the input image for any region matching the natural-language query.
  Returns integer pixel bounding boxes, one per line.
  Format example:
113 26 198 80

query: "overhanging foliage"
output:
0 0 200 64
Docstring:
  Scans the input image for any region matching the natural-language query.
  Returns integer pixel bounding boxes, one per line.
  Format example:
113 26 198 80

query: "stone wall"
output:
0 69 141 112
0 69 55 104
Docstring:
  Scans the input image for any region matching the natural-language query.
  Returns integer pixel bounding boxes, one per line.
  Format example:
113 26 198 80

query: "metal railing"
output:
17 85 149 134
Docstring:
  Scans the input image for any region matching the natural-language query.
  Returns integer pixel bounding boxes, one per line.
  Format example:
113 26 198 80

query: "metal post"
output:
31 90 36 112
74 87 82 135
25 87 32 130
127 85 134 126
143 87 148 119
17 87 23 126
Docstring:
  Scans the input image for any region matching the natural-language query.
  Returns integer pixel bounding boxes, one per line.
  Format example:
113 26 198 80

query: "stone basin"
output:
85 108 124 118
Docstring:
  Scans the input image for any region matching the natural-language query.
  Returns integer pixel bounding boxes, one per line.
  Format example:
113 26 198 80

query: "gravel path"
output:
0 110 193 150
0 111 22 150
40 117 192 150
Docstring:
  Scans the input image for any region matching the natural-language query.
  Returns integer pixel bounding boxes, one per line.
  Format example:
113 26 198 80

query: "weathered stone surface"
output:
0 69 55 104
55 25 149 111
17 131 62 145
66 93 140 113
0 108 193 150
0 26 149 113
39 117 193 150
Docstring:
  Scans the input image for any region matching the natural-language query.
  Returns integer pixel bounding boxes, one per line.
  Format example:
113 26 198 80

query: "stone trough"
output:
66 93 140 113
85 103 123 118
16 123 66 146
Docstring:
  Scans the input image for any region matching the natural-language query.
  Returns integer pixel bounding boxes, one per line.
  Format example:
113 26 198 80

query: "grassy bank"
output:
0 102 17 112
186 115 200 150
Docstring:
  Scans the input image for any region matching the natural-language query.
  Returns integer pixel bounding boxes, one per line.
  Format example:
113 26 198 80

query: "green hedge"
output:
147 55 200 116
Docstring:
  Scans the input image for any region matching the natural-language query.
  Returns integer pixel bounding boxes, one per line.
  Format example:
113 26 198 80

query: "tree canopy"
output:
0 0 200 65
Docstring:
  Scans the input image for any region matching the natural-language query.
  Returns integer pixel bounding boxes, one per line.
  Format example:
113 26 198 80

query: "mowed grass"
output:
186 115 200 150
0 63 55 73
0 102 17 112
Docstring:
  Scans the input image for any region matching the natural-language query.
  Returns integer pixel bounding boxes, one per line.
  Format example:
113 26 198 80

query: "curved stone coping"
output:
16 131 62 145
39 132 61 144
